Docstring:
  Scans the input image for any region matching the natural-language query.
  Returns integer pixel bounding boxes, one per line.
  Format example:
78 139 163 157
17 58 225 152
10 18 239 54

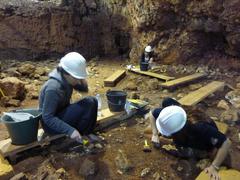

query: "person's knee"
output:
152 108 162 119
83 96 97 106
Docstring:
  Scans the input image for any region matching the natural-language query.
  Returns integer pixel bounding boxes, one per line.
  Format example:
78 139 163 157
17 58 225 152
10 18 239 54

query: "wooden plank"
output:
96 99 149 131
0 154 13 179
97 108 123 122
0 129 65 158
104 70 126 87
160 73 206 88
97 99 149 122
128 68 174 81
179 81 225 106
196 169 240 180
95 108 140 131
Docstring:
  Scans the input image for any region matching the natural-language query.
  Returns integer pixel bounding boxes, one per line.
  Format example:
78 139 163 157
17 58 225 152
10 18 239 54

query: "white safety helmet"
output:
59 52 88 79
145 45 152 53
156 106 187 137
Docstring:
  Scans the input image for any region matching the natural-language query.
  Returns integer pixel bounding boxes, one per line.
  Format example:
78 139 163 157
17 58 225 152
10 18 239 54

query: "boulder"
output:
141 167 151 177
0 97 21 107
39 76 49 82
220 109 239 124
25 84 39 99
125 82 138 91
4 68 21 77
34 67 48 76
0 77 26 100
55 168 67 179
225 90 240 109
17 64 36 76
217 100 230 110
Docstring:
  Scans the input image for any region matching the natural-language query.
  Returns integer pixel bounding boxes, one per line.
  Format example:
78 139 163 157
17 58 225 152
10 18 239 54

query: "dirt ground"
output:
0 57 240 180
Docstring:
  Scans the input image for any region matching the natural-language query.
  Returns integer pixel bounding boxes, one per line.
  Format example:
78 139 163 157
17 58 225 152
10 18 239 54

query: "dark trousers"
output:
44 97 98 135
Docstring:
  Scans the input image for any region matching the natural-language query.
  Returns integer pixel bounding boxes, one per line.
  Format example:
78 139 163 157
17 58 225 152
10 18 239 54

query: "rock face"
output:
0 0 131 60
0 0 240 63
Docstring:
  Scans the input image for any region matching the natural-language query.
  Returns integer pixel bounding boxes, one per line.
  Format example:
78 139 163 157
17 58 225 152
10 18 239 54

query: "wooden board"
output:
179 81 225 106
160 73 206 88
196 169 240 180
0 129 65 158
128 68 174 81
97 99 149 122
104 70 126 87
96 99 149 131
97 108 123 122
0 154 13 179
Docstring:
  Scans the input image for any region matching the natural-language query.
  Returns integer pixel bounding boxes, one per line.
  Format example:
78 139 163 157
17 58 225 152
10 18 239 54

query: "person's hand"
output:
149 58 153 63
70 130 82 143
151 134 161 149
204 165 220 180
151 134 160 143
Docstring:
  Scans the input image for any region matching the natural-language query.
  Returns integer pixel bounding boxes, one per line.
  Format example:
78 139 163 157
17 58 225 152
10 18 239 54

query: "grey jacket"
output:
39 69 87 136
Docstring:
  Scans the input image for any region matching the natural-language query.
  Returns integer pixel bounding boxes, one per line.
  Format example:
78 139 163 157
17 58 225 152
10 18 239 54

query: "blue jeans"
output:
43 96 97 135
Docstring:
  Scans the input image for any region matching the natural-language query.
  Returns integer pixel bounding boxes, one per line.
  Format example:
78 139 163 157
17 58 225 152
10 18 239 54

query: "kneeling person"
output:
149 98 231 180
39 52 99 143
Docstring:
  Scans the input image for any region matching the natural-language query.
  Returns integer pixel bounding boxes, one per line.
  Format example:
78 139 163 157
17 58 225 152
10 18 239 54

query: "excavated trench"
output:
0 0 240 180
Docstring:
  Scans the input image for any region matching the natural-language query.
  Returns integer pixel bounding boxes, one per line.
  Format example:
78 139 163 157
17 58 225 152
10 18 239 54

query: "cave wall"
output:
0 0 239 63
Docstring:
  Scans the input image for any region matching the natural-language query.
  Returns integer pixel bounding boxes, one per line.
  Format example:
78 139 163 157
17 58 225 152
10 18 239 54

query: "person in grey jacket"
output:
39 52 98 143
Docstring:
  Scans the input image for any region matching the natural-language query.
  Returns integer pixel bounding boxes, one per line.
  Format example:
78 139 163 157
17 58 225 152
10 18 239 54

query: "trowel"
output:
143 140 151 152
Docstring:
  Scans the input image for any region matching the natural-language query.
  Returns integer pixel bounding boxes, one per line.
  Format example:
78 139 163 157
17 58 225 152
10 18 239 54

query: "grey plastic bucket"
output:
106 90 127 112
0 109 41 145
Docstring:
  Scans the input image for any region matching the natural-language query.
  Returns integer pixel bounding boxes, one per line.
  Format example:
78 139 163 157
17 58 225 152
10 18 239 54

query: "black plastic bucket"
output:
106 90 127 112
140 62 149 71
0 109 41 145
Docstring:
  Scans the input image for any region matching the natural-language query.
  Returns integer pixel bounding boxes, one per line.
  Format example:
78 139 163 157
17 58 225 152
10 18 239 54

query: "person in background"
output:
140 45 154 70
39 52 100 143
149 98 231 180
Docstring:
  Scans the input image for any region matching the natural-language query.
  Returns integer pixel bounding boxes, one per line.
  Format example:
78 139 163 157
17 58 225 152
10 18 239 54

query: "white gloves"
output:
70 130 82 143
151 134 160 143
